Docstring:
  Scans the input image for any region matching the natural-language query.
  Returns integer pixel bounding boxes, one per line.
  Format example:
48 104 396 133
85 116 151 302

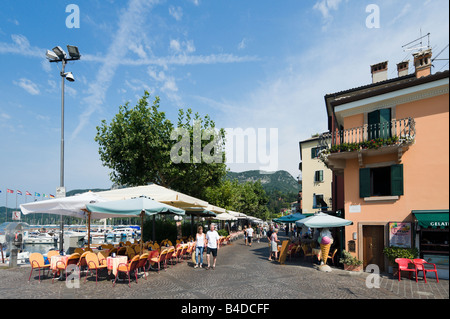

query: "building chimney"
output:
413 48 432 78
370 61 388 83
397 61 409 77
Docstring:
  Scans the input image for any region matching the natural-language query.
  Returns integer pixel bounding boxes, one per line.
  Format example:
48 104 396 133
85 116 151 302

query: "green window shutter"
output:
379 108 392 138
319 170 323 182
359 168 371 198
391 164 404 196
311 147 315 159
368 110 380 139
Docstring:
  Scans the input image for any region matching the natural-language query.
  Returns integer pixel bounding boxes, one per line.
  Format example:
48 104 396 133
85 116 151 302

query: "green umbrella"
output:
86 196 185 250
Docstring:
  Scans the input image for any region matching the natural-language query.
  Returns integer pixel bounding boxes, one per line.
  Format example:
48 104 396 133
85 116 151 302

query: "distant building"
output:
319 49 449 278
299 135 333 215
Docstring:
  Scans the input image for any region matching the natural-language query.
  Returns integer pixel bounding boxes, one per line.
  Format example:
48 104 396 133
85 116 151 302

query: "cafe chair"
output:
301 244 314 262
165 247 175 267
97 251 108 266
113 255 140 288
52 253 80 284
85 252 108 285
413 259 439 283
137 253 149 280
47 250 60 261
77 251 90 277
150 249 167 273
28 253 51 283
395 258 418 282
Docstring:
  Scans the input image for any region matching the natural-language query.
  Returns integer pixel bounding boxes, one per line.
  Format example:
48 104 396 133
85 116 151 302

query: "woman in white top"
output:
194 226 206 268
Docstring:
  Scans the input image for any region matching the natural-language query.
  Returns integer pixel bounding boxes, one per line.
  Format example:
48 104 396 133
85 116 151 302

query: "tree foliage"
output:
95 91 226 198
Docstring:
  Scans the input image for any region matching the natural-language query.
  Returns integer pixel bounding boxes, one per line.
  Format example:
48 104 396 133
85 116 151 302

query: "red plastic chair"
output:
413 259 439 283
395 258 417 282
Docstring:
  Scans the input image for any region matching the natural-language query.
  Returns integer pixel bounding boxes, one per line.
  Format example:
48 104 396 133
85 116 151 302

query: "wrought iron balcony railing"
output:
318 117 416 153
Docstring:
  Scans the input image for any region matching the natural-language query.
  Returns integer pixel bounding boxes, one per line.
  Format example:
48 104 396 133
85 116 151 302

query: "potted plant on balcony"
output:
339 250 363 272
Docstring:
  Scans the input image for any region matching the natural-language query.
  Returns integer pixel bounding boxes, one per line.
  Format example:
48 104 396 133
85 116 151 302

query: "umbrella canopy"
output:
85 196 185 218
206 204 226 214
96 184 208 208
184 207 217 217
20 192 108 218
295 212 352 228
228 210 247 219
215 212 238 221
274 212 306 224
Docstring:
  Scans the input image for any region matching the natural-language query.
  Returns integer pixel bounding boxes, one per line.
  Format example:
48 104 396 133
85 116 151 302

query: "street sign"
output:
12 211 21 221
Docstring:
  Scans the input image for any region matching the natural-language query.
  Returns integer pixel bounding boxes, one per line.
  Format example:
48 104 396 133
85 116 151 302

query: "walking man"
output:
205 223 220 270
247 224 254 247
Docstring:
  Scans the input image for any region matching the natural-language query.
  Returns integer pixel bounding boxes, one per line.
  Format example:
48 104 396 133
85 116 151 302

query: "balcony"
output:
318 117 415 172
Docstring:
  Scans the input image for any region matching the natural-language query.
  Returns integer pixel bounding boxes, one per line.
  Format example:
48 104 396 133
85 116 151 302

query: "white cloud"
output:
313 0 344 30
13 78 40 95
169 39 195 54
238 38 247 50
169 5 183 21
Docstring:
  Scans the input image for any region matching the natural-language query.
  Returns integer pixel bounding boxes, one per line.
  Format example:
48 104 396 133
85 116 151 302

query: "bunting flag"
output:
35 192 40 197
7 189 14 194
17 190 22 195
26 191 32 196
49 194 55 198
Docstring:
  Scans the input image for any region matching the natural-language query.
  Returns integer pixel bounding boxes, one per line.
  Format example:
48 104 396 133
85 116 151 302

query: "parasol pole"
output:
87 211 91 250
140 210 144 255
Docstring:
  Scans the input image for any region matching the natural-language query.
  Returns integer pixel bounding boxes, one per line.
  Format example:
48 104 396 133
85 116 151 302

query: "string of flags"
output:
1 188 55 198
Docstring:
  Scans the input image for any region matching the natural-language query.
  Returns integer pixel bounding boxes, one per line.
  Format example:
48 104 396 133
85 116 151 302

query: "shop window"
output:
359 164 403 198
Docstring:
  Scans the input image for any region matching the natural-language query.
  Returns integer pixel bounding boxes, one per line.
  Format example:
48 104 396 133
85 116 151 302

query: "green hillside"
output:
226 170 300 194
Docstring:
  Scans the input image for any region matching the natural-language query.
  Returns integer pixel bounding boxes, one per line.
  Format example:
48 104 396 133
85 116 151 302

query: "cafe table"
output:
107 255 128 277
50 255 69 280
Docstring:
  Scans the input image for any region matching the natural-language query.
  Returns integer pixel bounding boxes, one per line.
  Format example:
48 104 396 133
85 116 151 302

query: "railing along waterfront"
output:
318 117 416 150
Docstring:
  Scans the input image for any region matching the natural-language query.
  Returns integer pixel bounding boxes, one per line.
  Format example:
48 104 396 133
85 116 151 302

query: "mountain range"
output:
226 170 300 194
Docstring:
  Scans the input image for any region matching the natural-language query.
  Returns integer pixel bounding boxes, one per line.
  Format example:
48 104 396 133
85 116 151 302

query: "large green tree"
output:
95 91 226 198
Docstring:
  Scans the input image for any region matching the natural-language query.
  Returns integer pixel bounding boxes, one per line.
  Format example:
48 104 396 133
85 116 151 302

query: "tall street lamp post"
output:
46 45 81 252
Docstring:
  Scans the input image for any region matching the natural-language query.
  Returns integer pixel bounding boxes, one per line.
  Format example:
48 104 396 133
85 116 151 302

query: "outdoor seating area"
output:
395 258 439 283
27 234 237 287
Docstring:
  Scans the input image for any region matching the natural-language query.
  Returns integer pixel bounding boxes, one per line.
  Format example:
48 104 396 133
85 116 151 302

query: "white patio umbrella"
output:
96 184 209 208
295 212 352 228
215 212 238 221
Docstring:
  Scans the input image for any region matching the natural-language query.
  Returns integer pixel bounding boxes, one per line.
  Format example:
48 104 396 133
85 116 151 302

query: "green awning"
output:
413 210 449 229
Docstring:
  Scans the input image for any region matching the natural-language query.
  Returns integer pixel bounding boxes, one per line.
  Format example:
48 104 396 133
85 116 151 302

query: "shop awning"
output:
412 210 449 229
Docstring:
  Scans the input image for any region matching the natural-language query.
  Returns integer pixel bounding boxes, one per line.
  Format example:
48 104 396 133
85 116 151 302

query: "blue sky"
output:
0 0 449 207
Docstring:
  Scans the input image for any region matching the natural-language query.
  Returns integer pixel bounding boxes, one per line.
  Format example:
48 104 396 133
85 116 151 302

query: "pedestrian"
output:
256 225 261 243
194 226 206 269
266 225 274 260
247 224 254 247
205 223 220 270
243 225 248 245
269 228 280 261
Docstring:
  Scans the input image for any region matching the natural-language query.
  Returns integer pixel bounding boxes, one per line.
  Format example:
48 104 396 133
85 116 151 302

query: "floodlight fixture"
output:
46 50 59 61
63 72 75 82
52 46 67 60
67 45 81 60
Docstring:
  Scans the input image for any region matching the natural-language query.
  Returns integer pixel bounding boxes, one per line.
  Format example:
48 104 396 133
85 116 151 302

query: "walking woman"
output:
269 228 280 261
194 226 206 268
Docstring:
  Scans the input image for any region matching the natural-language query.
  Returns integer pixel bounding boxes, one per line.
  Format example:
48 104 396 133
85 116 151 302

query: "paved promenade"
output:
1 234 448 305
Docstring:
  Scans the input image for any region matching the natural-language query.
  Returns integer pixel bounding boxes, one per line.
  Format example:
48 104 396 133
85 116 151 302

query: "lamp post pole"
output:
47 45 80 253
59 59 66 253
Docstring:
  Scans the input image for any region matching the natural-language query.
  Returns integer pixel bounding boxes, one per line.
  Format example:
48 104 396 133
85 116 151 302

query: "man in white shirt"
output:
246 225 254 246
205 223 220 270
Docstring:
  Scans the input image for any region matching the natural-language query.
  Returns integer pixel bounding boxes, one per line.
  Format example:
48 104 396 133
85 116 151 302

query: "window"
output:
359 164 403 198
314 170 324 183
313 194 328 209
311 146 326 159
368 108 391 139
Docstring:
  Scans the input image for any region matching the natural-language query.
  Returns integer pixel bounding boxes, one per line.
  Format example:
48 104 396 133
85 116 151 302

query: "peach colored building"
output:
320 49 449 277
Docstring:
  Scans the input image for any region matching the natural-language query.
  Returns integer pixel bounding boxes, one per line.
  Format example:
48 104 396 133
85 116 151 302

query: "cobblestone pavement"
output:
1 235 448 302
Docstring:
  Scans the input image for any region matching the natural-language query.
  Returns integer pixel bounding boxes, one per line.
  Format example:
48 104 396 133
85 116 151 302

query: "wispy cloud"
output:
313 0 345 30
71 0 160 140
169 5 183 21
238 38 247 50
13 78 40 95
